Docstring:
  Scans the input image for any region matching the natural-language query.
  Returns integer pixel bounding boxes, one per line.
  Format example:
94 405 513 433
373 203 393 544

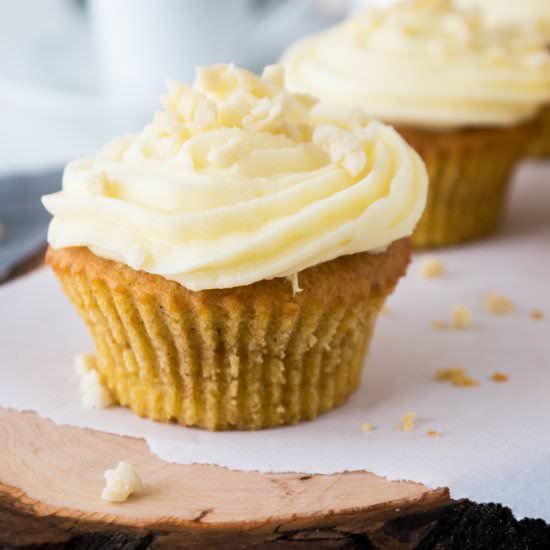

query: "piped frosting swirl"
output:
43 64 427 290
283 0 550 129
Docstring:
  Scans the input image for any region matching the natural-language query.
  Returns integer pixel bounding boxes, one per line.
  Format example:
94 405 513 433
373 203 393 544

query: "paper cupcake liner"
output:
528 105 550 158
398 121 536 248
47 241 410 431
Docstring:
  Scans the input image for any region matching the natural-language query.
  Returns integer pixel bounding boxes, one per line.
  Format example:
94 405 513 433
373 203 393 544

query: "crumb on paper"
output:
491 372 509 383
436 368 479 387
451 304 472 329
426 430 441 437
381 305 391 316
419 256 445 279
361 422 375 432
531 310 544 321
432 320 448 330
102 461 142 503
76 353 114 409
287 273 302 296
397 411 416 432
484 292 515 315
75 352 95 376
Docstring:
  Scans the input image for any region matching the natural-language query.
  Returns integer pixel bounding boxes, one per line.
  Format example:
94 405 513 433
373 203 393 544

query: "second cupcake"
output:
283 0 550 247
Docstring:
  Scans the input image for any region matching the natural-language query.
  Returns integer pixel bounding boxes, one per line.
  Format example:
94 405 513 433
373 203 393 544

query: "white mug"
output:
89 0 332 110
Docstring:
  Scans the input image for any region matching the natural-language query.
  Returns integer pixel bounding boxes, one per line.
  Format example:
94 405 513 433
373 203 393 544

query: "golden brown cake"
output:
47 240 409 430
396 121 536 247
528 105 550 158
283 0 550 247
42 64 427 430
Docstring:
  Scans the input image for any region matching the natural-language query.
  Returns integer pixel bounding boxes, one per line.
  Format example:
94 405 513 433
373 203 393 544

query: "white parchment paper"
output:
1 163 549 520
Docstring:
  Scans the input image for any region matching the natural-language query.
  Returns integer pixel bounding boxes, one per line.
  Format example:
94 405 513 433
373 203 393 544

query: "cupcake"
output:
283 0 550 248
42 64 427 431
457 0 550 158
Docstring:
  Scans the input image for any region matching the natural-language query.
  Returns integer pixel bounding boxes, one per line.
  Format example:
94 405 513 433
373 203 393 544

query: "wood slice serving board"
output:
2 268 548 549
1 408 454 548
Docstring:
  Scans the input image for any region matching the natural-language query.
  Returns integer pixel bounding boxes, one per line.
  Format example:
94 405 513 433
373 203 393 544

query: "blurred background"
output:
0 0 396 280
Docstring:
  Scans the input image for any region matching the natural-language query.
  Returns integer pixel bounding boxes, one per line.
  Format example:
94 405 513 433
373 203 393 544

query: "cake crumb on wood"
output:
484 292 515 315
436 368 479 387
397 411 416 432
419 256 445 278
451 304 472 329
102 461 142 502
491 372 509 383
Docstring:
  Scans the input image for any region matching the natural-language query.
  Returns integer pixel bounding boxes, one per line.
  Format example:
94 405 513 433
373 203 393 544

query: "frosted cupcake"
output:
283 0 550 247
42 64 427 431
457 0 550 158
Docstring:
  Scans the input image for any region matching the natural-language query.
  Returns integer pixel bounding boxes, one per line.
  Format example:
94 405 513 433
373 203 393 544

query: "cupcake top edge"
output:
282 0 550 129
42 63 427 291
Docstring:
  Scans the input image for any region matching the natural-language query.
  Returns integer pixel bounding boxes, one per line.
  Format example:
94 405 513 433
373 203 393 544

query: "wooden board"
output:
1 408 448 525
0 407 470 547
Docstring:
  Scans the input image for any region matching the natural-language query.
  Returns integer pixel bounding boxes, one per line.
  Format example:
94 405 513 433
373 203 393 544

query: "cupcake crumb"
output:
76 353 114 409
75 352 95 376
451 304 472 329
484 292 515 315
102 461 142 502
436 367 479 387
426 430 441 437
381 305 391 316
432 320 448 330
287 273 302 296
531 310 544 321
397 411 416 432
491 372 509 383
361 422 375 432
419 256 445 279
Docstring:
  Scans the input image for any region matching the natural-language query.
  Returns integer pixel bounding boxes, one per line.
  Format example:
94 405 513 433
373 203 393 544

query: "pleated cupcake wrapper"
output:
400 123 534 249
412 145 513 248
528 105 550 158
57 269 388 431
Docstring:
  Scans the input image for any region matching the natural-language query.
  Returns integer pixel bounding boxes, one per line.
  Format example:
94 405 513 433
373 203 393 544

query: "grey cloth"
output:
0 171 62 281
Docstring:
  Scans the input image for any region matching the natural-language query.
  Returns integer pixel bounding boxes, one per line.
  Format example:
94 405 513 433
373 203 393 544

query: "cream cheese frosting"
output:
283 0 550 129
42 64 427 291
456 0 550 34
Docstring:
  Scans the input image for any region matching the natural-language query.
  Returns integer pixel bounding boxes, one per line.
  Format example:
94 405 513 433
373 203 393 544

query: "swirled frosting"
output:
43 64 427 291
283 0 550 129
456 0 550 35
